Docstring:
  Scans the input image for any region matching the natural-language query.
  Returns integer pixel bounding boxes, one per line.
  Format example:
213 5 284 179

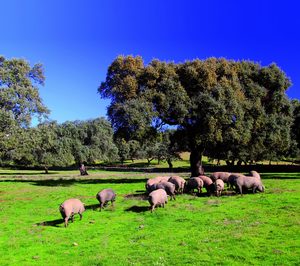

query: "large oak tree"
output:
99 55 293 176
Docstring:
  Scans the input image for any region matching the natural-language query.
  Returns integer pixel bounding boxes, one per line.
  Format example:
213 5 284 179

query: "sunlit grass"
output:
0 171 299 265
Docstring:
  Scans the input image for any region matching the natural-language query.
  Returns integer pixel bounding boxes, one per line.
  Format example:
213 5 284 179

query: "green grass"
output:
0 171 299 265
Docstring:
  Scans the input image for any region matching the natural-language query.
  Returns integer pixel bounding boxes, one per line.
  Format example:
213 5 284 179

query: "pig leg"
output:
237 185 243 195
79 213 83 220
151 204 155 212
64 217 69 227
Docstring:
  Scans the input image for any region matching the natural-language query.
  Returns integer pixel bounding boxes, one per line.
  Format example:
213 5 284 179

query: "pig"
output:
228 173 241 190
148 189 168 212
96 188 116 211
249 170 261 179
185 177 204 194
146 176 170 192
168 176 186 194
214 179 224 197
197 175 215 195
210 172 232 186
230 173 265 195
59 198 85 227
156 181 176 200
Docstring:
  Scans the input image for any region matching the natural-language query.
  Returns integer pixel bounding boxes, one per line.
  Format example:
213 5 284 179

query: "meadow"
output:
0 170 299 266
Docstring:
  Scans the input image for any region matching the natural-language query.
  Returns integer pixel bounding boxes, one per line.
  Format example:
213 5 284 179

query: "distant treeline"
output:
1 55 300 175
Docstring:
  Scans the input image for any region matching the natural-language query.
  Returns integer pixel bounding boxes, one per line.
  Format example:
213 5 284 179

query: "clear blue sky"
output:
1 0 299 124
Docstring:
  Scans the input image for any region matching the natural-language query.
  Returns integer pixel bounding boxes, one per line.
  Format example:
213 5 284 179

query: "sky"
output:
1 0 300 124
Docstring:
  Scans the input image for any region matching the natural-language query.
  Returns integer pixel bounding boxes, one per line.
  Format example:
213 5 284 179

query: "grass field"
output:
0 170 299 266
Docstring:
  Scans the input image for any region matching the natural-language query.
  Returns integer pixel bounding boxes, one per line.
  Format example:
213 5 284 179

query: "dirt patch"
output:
223 219 243 226
205 199 221 206
221 190 237 196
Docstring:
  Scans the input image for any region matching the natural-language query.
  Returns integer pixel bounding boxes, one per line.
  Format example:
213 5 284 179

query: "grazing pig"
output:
156 181 176 200
146 176 170 192
210 172 232 186
168 176 186 194
228 173 241 190
214 179 224 197
96 188 116 211
230 174 265 195
197 175 214 195
249 170 261 179
185 177 204 194
148 189 168 212
59 198 85 227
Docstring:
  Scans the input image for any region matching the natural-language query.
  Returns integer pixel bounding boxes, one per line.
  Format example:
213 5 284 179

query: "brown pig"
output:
197 175 215 195
145 176 170 192
168 176 186 194
214 179 224 197
148 189 168 212
59 198 85 227
156 181 176 200
96 188 116 211
185 177 204 194
210 172 232 186
229 173 264 195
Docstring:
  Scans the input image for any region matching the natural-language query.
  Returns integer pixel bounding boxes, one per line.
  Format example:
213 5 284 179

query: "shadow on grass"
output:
125 205 149 213
84 203 100 211
36 218 64 227
0 172 57 176
0 178 148 187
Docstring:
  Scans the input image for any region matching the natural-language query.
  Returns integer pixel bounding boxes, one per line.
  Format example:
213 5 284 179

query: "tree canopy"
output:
99 55 294 175
0 56 49 128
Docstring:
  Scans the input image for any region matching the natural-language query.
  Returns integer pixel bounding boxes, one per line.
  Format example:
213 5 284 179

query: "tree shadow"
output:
0 178 148 187
0 172 57 176
81 178 147 185
125 205 149 213
32 179 77 187
35 218 64 227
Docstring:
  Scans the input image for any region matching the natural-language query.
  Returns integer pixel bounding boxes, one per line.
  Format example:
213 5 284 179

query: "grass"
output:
0 170 299 265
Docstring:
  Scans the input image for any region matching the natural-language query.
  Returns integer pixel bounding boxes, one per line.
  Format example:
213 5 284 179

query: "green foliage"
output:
0 56 50 166
0 118 119 168
0 55 49 128
115 138 129 164
100 56 294 174
57 118 119 165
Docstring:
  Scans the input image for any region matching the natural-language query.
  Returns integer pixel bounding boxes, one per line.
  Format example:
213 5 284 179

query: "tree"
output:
0 56 50 165
31 122 63 173
99 56 293 176
290 99 300 162
0 56 49 128
115 138 129 164
58 118 118 165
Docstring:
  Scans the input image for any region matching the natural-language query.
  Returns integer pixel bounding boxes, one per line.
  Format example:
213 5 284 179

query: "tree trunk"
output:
190 148 204 177
44 166 48 174
167 158 173 170
226 160 235 166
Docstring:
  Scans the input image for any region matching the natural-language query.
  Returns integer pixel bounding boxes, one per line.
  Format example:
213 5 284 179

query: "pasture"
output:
0 170 299 266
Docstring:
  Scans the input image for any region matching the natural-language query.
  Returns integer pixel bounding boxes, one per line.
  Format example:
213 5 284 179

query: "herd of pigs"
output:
59 170 265 227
